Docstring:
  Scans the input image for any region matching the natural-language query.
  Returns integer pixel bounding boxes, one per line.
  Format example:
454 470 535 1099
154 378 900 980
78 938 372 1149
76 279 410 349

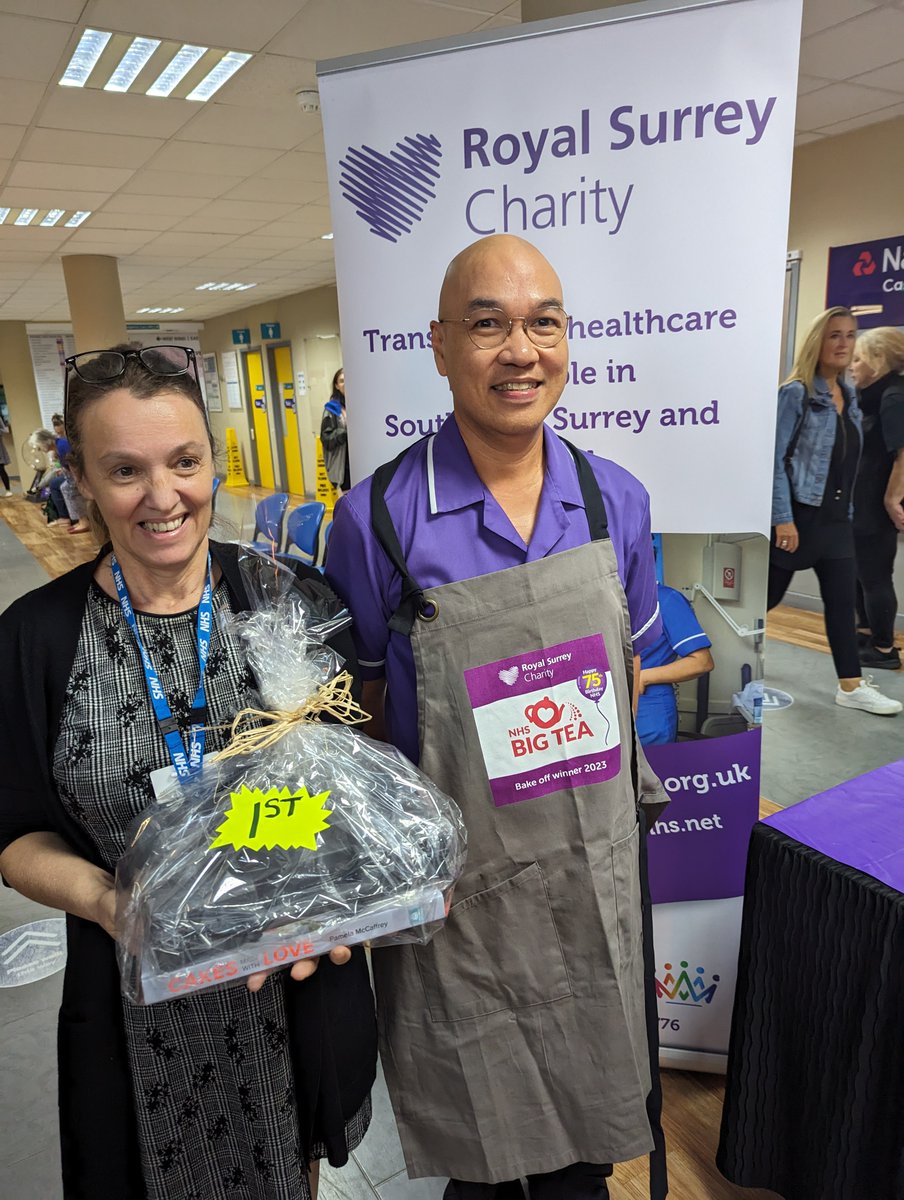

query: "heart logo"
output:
524 698 565 729
498 666 519 686
339 134 443 244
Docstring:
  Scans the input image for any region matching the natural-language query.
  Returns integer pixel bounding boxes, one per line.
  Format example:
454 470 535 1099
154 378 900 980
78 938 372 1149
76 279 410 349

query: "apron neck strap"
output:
559 437 610 541
370 434 611 637
371 446 432 636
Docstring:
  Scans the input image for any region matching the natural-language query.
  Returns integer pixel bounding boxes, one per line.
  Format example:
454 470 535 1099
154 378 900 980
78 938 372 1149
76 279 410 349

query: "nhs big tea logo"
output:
656 959 720 1006
339 134 443 243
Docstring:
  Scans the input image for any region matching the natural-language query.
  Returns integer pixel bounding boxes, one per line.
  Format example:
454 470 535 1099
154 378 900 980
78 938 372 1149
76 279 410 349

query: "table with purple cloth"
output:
716 760 904 1200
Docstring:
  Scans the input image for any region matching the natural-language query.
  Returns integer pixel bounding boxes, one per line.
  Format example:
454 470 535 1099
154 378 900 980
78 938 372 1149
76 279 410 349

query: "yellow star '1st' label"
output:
209 784 332 852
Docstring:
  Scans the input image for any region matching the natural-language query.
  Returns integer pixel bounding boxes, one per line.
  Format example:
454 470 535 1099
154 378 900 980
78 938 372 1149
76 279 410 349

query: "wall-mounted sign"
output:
827 235 904 329
232 328 251 345
261 322 281 340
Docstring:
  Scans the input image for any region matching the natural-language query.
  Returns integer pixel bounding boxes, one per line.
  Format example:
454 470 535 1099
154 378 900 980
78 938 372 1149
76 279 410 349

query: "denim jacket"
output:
771 376 862 525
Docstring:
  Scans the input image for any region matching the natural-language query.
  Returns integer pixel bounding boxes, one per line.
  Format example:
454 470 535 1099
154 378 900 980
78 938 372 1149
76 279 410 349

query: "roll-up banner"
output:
319 0 801 1071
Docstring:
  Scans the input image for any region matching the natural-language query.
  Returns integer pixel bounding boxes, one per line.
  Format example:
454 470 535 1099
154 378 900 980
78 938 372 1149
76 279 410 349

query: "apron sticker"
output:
209 784 332 851
464 634 622 806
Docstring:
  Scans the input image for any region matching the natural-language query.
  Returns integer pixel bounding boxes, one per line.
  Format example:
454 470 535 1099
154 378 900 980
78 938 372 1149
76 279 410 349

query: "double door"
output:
241 344 304 494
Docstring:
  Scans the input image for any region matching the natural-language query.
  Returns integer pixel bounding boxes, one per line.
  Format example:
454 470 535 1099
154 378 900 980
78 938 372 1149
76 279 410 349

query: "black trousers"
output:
855 524 899 648
444 1162 613 1198
0 463 9 491
767 555 860 679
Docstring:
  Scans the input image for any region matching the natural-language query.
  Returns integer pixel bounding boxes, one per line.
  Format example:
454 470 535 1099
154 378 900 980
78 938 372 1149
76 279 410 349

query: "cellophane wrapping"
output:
115 548 466 1005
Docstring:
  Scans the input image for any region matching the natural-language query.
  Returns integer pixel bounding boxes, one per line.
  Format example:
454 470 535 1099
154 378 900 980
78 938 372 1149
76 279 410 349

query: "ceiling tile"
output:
800 0 876 38
171 214 261 234
103 193 209 216
210 53 318 112
89 211 181 232
146 139 283 176
121 170 243 199
198 197 298 221
140 231 242 254
258 150 327 183
8 161 136 191
0 227 71 249
0 1 84 17
174 103 317 151
0 185 112 208
62 228 162 253
794 131 824 146
797 73 833 95
87 0 309 53
795 81 904 130
0 14 73 82
276 0 491 60
814 102 904 139
222 176 328 204
800 8 904 81
37 90 199 140
0 124 25 157
849 59 904 95
0 78 47 126
21 128 164 169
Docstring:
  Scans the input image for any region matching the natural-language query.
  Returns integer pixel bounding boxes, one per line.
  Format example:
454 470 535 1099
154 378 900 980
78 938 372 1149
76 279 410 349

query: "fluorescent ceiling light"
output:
0 208 10 224
14 209 38 226
40 209 66 227
105 37 160 92
146 44 207 98
65 211 92 227
196 281 257 291
60 28 112 87
137 306 185 314
186 50 251 101
321 232 334 240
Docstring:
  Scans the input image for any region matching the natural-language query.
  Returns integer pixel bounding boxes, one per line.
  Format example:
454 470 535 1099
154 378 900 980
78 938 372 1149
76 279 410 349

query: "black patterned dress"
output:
52 579 370 1200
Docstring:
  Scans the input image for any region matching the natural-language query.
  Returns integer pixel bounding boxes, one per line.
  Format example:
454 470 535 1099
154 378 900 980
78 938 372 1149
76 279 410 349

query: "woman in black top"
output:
850 326 904 671
0 345 376 1199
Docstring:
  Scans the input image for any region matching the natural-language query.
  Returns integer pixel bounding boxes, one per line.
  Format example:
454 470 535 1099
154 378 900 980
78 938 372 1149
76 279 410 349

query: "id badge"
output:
463 634 622 806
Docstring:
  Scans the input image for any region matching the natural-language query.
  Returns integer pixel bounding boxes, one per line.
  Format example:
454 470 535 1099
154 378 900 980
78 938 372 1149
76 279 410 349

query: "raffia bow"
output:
216 670 370 760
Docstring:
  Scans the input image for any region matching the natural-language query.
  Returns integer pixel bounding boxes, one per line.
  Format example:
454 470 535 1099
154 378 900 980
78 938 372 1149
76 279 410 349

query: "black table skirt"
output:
717 821 904 1200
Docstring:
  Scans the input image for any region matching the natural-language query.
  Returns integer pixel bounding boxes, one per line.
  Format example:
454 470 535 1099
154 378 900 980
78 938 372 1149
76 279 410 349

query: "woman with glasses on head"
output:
0 344 376 1200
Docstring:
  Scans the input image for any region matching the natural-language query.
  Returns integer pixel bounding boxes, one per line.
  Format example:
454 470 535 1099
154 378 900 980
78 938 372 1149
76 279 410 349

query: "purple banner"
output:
764 759 904 892
826 235 904 329
645 729 761 905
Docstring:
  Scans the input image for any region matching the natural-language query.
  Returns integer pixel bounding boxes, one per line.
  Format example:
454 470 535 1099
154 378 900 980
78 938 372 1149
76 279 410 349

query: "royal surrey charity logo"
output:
852 250 877 276
339 134 443 244
655 960 720 1006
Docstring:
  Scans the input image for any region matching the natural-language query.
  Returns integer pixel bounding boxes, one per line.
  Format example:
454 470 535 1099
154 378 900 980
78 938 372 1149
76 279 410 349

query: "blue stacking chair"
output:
251 492 290 553
285 502 326 568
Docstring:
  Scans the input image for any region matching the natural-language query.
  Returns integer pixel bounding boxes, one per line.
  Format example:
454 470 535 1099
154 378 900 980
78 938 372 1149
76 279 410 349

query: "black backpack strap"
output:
783 394 811 481
558 437 610 541
370 444 436 637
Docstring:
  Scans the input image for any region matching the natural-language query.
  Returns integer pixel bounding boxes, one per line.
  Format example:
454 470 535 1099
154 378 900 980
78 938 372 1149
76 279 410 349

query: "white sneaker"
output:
835 676 902 716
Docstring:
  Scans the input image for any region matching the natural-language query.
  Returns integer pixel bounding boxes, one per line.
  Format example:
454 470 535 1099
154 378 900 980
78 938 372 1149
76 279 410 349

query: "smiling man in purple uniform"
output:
326 234 668 1200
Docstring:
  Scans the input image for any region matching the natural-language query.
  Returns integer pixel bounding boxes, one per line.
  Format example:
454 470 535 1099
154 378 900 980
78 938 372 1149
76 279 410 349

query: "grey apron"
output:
369 438 668 1192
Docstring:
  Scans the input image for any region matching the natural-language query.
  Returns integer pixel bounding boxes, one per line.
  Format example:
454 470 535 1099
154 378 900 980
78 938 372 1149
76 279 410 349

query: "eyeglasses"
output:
63 345 200 432
437 306 569 350
64 344 197 383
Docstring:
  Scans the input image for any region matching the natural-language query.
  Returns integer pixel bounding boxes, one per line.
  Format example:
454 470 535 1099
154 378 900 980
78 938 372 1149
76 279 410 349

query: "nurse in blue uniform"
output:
637 584 713 745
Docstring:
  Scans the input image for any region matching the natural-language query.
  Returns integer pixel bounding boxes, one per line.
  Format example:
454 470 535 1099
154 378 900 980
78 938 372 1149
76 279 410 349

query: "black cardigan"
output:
0 540 376 1199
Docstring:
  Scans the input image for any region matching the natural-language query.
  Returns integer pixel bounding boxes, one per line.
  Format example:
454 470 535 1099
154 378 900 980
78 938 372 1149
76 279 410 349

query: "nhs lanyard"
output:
111 554 213 782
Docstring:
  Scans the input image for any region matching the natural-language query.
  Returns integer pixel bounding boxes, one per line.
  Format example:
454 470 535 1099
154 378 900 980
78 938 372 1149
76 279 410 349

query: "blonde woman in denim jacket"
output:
768 307 901 716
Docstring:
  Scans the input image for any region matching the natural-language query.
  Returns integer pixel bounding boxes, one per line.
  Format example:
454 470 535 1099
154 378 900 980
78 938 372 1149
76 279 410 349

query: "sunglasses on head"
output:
63 345 200 432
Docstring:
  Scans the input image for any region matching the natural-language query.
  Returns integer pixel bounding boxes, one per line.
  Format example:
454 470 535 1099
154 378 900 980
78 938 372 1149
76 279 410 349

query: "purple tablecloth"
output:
763 758 904 892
